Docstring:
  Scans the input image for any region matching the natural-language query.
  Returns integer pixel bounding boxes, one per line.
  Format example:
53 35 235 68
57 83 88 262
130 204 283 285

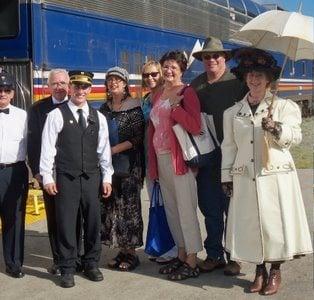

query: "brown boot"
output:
261 269 281 295
224 261 241 276
249 265 268 293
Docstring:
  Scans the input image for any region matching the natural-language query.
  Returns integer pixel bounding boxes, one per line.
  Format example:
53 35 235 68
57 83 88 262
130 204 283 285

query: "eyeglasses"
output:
50 81 68 88
72 83 91 90
0 88 12 94
202 53 222 60
142 72 159 79
107 77 123 83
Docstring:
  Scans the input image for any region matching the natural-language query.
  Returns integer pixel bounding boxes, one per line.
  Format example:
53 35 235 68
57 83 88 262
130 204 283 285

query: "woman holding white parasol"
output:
220 48 313 296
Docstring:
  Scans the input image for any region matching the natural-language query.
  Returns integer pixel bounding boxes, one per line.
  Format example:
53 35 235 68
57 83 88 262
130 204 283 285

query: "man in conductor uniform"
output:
0 71 28 278
27 69 70 275
40 70 113 288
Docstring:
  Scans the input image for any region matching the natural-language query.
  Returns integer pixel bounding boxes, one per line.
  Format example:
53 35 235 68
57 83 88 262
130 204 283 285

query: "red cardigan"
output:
148 85 201 180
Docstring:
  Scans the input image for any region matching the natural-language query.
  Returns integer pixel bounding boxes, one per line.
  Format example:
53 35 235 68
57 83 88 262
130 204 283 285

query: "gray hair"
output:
47 69 69 85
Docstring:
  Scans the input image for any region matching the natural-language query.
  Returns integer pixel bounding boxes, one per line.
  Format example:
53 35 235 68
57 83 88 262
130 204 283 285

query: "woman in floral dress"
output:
100 66 145 271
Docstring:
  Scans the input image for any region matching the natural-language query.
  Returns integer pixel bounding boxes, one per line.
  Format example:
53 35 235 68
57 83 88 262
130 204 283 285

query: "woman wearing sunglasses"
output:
141 61 177 264
147 50 203 280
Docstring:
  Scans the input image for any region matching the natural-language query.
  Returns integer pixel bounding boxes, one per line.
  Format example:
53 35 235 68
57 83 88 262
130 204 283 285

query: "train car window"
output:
229 0 246 14
254 3 268 14
289 60 295 76
243 0 258 17
0 0 20 38
134 52 143 74
120 51 130 72
210 0 228 7
301 61 306 76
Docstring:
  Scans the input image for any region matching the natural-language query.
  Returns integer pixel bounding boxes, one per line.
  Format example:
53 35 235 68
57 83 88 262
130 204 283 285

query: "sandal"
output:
118 253 140 272
107 251 126 269
159 257 183 275
167 262 200 281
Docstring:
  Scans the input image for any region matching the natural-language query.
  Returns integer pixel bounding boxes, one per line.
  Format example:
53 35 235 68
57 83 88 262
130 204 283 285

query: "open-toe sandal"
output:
159 257 183 275
118 253 140 272
107 251 126 269
167 262 200 281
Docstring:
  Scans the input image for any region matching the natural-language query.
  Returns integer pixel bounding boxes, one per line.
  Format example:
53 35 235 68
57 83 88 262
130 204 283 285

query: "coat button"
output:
252 178 256 181
251 159 254 162
251 121 254 125
250 140 253 144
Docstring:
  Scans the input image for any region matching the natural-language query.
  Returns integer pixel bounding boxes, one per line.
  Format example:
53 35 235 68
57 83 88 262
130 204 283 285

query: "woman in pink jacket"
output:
148 50 203 280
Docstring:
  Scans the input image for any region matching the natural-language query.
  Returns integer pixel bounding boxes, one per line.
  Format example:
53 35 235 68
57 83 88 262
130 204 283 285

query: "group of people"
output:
0 36 312 295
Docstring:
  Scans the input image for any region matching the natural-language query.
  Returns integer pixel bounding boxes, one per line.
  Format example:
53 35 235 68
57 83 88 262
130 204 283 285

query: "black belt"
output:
0 161 24 169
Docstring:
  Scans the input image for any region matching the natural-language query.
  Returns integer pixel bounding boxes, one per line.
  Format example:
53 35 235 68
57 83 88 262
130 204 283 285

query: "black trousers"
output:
42 190 82 265
0 162 28 271
54 172 101 274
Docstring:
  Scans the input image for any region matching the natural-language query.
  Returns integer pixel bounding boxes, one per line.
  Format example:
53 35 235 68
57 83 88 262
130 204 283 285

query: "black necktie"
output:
0 108 9 114
77 109 86 130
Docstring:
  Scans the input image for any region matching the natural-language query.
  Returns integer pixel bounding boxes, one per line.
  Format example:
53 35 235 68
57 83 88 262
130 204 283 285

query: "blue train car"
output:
0 0 312 115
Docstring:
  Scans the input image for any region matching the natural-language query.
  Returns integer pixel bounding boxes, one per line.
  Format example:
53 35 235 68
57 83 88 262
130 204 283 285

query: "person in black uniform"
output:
40 70 113 288
27 69 70 275
0 71 28 278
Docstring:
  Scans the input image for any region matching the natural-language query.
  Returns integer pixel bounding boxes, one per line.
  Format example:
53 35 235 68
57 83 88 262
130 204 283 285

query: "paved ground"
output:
0 170 313 300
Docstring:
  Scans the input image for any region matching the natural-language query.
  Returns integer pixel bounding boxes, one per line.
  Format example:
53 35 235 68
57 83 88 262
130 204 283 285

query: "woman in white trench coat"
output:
221 48 313 296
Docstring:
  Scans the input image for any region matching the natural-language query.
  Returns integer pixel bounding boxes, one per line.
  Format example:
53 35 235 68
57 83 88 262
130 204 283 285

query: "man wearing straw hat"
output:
191 36 248 275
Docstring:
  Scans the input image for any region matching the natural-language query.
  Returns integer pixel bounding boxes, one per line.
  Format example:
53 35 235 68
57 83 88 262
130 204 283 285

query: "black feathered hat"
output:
231 48 281 81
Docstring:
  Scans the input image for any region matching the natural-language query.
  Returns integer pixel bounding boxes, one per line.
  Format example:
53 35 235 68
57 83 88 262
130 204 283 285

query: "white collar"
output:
52 95 68 105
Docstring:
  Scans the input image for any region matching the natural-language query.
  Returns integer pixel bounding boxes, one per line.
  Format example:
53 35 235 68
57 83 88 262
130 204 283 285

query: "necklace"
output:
247 93 261 105
111 100 123 111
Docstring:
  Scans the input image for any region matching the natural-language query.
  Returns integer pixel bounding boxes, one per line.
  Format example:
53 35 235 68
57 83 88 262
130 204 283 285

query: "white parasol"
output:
232 9 314 170
233 10 314 61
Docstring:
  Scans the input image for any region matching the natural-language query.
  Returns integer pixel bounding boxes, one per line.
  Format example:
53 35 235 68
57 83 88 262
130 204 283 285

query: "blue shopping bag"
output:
145 182 175 257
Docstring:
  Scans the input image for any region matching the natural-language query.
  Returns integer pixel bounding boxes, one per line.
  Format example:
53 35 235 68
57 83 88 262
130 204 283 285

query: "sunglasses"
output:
202 53 222 60
72 83 91 90
0 88 12 94
107 76 123 83
142 72 159 79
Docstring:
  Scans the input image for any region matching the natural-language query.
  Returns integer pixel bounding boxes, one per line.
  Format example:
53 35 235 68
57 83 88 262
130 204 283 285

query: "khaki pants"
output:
157 153 203 254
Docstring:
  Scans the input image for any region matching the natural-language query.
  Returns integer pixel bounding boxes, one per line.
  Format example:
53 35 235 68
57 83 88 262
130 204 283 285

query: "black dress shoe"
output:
83 268 104 282
47 264 61 275
60 273 75 288
5 268 25 278
76 263 83 273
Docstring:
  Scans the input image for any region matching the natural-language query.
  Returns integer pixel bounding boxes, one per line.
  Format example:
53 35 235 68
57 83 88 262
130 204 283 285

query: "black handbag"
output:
112 153 130 177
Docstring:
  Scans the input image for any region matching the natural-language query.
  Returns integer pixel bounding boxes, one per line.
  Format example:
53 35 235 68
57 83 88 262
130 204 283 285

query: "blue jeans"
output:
196 148 228 261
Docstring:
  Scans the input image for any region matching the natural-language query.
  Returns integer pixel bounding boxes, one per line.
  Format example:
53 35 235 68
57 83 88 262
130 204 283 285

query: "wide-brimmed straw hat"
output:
192 36 232 61
231 48 281 81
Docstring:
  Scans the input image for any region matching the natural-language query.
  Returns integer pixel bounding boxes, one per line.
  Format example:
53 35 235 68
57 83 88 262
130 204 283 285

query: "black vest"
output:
56 104 100 177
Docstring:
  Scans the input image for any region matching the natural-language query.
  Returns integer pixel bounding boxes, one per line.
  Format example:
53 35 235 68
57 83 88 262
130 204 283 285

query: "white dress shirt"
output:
0 104 27 163
40 100 113 185
51 96 68 105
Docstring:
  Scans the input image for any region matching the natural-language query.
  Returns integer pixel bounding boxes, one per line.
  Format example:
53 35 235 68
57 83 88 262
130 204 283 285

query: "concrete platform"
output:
0 170 313 299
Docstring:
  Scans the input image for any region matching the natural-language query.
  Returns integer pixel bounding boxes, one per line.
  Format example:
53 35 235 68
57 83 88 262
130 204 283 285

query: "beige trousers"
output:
157 153 203 254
